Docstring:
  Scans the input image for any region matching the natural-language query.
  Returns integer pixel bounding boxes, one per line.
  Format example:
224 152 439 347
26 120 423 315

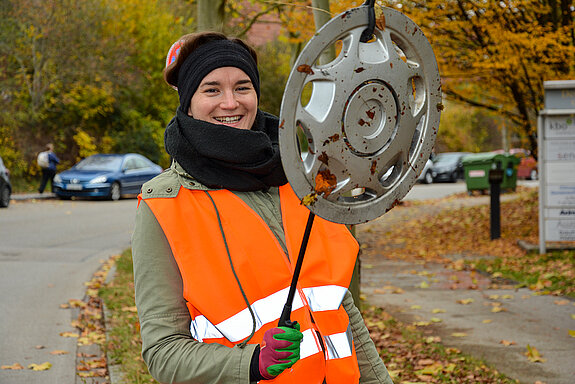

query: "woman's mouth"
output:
214 116 242 124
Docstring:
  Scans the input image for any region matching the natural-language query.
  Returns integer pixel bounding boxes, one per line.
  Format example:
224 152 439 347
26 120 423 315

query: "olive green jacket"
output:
132 162 394 384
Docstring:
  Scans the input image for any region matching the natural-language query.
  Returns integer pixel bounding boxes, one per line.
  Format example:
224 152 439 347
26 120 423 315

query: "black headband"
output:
177 39 260 111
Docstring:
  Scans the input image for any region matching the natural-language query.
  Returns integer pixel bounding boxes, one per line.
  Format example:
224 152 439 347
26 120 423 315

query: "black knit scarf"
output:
164 107 288 191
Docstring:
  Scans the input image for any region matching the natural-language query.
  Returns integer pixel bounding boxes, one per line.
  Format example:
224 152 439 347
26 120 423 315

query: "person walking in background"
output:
37 143 59 194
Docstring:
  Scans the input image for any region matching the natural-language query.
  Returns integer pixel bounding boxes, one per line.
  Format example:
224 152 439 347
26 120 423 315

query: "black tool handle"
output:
277 212 315 328
360 0 376 43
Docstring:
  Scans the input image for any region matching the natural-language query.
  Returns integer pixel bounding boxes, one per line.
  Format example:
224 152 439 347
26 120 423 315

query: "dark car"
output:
0 155 12 208
417 158 434 184
53 153 162 201
493 148 537 180
431 152 471 182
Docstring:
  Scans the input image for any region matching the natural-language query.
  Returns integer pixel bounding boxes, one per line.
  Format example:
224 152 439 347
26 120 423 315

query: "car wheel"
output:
109 182 121 201
529 169 538 180
423 171 433 184
0 185 10 208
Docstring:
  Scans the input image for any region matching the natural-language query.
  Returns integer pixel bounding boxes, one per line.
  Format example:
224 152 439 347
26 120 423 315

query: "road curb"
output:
103 264 122 384
11 192 56 201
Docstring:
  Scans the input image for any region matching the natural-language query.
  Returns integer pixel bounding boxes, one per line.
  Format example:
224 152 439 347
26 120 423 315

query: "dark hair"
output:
164 32 259 89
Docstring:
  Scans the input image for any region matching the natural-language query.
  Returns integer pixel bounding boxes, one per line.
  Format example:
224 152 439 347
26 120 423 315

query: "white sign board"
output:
538 80 575 253
545 139 575 161
546 185 575 206
544 220 575 241
544 115 575 138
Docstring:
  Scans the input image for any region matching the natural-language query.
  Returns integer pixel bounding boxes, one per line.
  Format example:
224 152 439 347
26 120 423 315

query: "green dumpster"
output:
462 153 520 193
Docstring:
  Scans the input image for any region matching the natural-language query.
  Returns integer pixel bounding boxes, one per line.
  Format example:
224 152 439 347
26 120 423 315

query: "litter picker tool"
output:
277 0 442 328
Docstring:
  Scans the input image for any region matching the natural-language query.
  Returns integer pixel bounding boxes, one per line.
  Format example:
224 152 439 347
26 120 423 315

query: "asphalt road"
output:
0 197 137 384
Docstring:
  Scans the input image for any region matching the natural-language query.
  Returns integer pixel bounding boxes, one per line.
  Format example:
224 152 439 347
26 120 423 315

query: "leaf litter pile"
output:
359 188 574 297
358 187 574 383
364 306 518 384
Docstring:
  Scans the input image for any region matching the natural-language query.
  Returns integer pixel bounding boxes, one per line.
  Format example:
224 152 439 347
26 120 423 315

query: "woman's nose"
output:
220 91 239 109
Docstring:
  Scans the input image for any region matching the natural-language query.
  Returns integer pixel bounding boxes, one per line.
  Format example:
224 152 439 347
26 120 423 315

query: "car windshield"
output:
75 156 123 171
433 154 460 165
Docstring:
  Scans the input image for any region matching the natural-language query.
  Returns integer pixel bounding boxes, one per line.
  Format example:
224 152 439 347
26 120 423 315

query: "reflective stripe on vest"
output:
142 184 361 383
190 285 347 342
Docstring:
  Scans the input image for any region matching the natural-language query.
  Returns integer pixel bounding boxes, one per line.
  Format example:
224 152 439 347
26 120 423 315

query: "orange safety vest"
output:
142 184 360 384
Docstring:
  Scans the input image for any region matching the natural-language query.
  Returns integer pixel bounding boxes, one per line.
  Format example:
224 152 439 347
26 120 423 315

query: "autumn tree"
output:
397 0 575 156
0 0 193 178
197 0 226 31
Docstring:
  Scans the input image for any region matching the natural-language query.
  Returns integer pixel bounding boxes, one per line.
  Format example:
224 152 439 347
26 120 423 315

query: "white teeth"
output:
216 116 241 124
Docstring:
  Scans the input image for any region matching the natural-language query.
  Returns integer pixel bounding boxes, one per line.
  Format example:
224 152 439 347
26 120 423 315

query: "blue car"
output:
53 153 162 201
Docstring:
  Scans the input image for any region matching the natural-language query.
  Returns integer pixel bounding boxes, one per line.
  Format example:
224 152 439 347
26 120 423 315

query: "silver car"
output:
0 155 12 208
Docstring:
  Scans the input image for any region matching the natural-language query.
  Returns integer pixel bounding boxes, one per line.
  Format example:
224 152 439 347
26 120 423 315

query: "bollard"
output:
488 166 504 240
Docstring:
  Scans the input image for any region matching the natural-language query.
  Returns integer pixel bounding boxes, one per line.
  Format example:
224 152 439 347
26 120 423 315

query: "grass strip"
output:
99 250 156 384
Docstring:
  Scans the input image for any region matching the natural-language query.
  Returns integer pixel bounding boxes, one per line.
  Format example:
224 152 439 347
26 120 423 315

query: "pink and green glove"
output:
258 324 303 380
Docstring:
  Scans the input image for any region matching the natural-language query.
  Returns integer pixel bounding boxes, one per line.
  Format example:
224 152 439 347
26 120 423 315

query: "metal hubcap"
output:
279 5 441 224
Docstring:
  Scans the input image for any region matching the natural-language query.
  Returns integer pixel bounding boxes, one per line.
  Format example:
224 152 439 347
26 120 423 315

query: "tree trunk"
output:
311 0 335 65
197 0 226 32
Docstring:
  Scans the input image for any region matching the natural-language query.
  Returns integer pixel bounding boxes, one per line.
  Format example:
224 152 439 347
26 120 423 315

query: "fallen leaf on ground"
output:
60 332 79 338
28 362 52 371
525 344 546 363
50 350 69 355
452 332 467 337
568 330 575 338
424 336 441 343
457 298 474 305
414 321 430 326
430 317 442 323
411 305 422 309
1 363 25 370
386 370 400 379
554 299 569 306
482 319 492 324
416 362 444 375
67 299 86 308
491 306 506 313
432 308 446 313
500 340 516 346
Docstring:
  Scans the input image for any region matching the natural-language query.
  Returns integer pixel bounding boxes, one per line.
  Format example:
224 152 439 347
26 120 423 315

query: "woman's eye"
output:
205 88 219 93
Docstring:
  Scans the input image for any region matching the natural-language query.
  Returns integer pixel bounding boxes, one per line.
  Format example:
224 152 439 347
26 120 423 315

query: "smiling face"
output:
189 66 258 130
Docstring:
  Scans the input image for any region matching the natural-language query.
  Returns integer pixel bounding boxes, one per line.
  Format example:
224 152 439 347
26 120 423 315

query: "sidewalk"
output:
11 192 56 201
356 197 575 384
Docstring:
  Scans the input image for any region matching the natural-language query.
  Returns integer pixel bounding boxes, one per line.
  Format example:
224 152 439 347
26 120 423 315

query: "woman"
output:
132 32 394 384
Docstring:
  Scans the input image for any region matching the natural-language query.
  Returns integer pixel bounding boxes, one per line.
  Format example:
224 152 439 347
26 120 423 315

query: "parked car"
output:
0 155 12 208
53 153 162 201
492 148 537 180
417 158 434 184
431 152 471 182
